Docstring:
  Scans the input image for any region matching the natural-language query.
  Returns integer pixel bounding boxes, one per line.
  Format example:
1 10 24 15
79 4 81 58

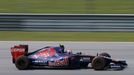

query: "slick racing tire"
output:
91 56 106 70
15 56 29 70
99 52 111 58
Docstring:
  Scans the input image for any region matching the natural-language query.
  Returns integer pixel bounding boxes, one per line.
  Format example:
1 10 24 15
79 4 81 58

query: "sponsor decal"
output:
11 48 25 52
33 48 56 58
49 57 68 66
33 60 47 63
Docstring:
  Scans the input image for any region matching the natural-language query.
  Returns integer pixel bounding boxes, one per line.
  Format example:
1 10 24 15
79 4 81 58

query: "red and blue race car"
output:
10 44 127 70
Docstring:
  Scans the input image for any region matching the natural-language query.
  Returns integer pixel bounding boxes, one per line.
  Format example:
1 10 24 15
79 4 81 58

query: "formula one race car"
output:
10 44 127 70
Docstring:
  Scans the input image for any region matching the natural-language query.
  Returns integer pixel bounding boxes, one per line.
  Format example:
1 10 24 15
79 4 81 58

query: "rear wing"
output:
10 45 28 63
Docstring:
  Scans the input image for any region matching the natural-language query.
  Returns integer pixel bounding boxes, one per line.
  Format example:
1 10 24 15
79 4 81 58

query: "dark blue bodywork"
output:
26 46 90 68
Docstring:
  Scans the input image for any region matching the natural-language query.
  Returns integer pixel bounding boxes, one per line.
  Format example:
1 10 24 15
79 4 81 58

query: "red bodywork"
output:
35 48 56 58
10 45 28 63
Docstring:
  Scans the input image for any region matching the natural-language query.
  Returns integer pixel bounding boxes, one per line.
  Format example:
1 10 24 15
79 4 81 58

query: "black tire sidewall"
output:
99 52 111 58
91 57 106 70
15 56 29 70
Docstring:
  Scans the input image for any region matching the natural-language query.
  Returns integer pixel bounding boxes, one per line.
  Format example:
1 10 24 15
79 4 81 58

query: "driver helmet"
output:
66 49 72 54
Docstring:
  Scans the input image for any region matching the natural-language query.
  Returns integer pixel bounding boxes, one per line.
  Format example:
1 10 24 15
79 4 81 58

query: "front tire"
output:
15 56 29 70
99 52 111 58
91 56 106 70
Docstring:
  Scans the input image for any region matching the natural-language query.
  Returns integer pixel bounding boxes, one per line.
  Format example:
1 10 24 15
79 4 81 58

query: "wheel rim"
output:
18 59 26 67
92 57 106 70
15 56 29 70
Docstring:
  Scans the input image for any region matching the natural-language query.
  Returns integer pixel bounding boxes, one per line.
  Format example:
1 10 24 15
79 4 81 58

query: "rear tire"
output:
91 56 106 70
15 56 29 70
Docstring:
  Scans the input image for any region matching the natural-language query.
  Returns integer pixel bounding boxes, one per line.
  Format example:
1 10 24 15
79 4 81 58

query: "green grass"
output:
0 31 134 41
0 0 134 13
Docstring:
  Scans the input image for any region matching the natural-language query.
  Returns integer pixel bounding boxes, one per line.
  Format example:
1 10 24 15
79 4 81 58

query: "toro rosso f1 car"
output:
10 44 127 70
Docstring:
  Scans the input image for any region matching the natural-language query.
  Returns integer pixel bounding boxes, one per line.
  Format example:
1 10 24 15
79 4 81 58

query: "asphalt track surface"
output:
0 41 134 75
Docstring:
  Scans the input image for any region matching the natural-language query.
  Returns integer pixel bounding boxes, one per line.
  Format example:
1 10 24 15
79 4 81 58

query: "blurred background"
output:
0 0 134 14
0 0 134 41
